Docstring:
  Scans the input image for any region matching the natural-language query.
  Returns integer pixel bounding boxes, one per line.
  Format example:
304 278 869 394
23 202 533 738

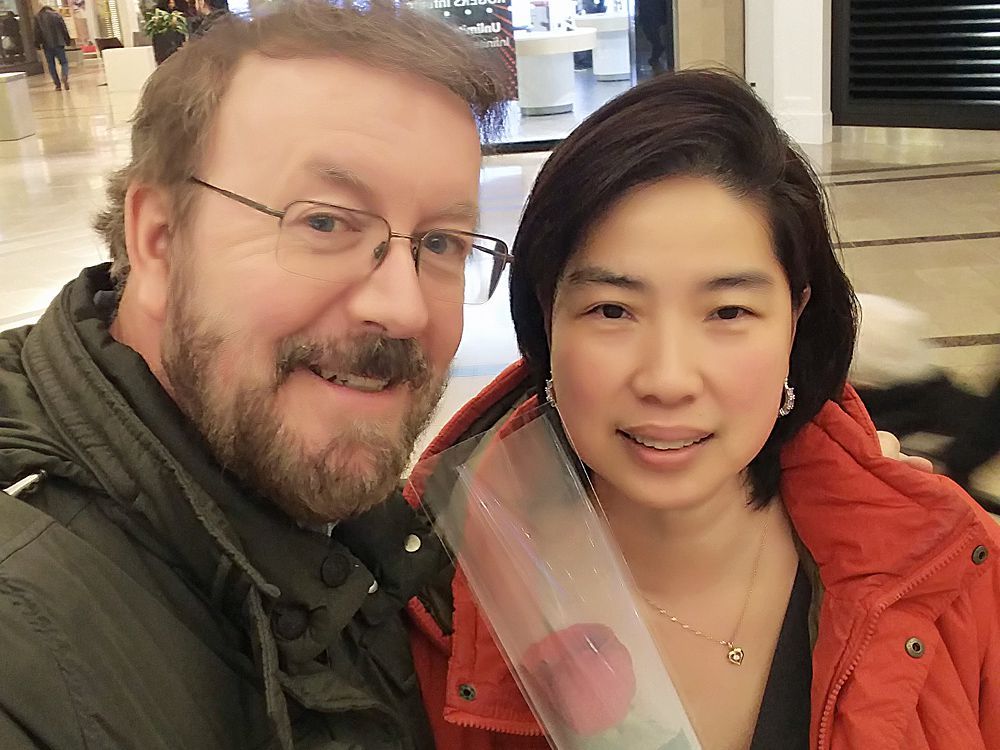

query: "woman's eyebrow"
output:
564 266 647 291
701 272 775 291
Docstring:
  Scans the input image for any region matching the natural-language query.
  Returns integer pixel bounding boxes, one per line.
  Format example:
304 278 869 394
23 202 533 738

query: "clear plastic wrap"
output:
409 403 700 750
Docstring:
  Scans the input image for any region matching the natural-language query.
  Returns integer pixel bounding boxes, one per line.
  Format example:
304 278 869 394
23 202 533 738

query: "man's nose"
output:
345 235 430 339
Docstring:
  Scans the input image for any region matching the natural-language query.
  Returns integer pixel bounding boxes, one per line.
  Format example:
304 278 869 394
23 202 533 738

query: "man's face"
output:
158 55 482 523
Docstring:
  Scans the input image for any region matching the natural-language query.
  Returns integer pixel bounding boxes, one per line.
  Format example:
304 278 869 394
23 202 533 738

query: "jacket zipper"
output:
446 712 545 737
815 526 978 749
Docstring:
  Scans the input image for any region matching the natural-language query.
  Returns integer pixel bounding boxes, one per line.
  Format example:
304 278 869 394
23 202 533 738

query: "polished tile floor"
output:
3 62 1000 493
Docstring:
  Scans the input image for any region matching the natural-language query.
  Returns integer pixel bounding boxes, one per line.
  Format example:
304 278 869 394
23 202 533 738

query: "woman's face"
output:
549 177 804 512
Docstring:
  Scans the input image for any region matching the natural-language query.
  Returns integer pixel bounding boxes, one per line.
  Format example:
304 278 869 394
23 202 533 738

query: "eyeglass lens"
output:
275 201 507 304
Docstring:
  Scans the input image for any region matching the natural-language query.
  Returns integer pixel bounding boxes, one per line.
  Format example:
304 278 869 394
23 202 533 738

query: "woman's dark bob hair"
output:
510 69 858 507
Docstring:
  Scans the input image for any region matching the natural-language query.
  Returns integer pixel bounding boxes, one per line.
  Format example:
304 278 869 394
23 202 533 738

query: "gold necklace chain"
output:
639 510 771 667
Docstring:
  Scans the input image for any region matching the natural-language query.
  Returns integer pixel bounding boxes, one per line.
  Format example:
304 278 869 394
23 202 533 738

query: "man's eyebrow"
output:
564 266 647 291
315 165 479 226
702 272 775 291
427 201 480 226
315 165 375 203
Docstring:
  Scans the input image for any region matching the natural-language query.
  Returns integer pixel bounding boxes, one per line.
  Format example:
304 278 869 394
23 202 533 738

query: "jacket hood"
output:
781 386 994 603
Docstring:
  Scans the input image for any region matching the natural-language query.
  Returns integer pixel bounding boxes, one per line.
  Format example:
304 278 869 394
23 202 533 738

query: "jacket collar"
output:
780 386 987 606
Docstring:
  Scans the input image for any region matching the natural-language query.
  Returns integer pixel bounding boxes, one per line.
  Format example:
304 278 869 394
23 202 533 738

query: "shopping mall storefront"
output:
2 0 751 148
409 0 746 150
1 0 42 75
0 0 121 76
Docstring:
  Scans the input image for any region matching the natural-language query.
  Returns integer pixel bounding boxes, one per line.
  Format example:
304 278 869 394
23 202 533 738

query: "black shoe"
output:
54 84 61 90
63 81 70 90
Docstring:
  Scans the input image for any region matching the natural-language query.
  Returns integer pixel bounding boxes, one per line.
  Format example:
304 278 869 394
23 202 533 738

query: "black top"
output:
748 565 813 750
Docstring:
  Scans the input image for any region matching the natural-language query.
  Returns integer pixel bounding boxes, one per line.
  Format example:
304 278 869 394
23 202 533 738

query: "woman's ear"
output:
791 285 812 339
541 285 556 351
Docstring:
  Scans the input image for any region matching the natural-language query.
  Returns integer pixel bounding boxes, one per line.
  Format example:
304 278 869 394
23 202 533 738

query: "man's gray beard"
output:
160 294 446 524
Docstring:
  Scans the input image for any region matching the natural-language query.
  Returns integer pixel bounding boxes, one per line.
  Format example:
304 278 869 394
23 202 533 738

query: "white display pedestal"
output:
102 46 156 93
0 73 36 142
574 13 631 82
514 28 597 116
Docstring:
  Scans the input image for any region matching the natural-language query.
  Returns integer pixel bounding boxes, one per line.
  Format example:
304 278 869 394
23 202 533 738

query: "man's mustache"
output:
275 334 431 389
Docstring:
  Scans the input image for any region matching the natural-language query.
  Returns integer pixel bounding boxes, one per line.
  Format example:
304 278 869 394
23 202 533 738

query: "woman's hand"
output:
877 431 934 473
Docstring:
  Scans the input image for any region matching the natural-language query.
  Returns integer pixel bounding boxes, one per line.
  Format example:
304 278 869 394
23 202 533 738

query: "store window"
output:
408 0 664 148
405 0 759 149
0 0 30 69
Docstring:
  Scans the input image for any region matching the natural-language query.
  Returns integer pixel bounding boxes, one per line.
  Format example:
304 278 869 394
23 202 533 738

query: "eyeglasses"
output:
188 177 512 305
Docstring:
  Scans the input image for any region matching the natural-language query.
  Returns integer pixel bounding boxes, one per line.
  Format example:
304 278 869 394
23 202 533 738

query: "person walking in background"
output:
33 5 71 90
636 0 673 70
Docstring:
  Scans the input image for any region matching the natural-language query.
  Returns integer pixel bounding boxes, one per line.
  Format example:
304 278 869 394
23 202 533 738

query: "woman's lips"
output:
618 429 714 467
619 425 713 451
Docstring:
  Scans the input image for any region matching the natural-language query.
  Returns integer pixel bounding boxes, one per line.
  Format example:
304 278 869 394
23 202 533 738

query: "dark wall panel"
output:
832 1 1000 129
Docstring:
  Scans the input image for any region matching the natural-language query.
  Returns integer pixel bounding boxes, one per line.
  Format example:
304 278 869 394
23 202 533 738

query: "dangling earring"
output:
544 378 556 407
778 378 795 417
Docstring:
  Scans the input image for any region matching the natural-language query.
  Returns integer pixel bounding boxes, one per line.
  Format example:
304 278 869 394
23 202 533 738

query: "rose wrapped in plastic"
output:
521 623 637 737
411 403 701 749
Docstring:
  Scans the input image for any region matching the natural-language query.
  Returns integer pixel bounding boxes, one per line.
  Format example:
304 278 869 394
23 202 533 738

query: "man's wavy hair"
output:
94 0 508 294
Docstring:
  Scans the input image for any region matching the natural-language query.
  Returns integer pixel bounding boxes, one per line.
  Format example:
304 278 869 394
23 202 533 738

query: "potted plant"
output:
143 5 187 64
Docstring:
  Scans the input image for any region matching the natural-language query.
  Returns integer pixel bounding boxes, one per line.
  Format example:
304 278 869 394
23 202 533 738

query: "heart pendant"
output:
727 646 745 666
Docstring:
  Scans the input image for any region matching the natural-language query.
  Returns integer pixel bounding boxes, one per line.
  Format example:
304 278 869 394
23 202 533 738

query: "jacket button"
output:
457 683 477 701
404 533 422 553
271 604 310 640
904 637 925 659
320 554 352 587
972 545 989 565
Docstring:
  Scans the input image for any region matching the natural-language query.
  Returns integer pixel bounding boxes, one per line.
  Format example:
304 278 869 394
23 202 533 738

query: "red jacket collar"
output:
781 385 986 604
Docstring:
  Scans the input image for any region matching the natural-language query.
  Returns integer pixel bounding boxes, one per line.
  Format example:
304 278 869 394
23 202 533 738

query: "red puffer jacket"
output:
405 361 1000 750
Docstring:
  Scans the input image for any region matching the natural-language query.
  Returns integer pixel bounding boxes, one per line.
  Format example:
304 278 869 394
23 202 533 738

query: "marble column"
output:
744 0 833 144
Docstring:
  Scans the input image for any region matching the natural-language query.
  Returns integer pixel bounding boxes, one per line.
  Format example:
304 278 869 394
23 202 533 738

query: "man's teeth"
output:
627 433 706 451
308 366 389 393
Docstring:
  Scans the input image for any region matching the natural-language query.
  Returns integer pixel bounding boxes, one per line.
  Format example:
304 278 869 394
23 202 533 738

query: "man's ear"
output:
122 183 174 323
791 285 812 340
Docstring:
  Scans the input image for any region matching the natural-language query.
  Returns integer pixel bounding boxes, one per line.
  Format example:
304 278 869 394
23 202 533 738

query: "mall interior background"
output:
1 1 999 494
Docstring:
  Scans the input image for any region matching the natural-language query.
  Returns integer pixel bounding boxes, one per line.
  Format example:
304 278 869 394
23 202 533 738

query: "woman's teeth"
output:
625 432 708 451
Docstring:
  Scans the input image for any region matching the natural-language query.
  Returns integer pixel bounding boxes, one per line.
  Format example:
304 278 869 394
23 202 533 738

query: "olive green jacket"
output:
0 265 449 749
